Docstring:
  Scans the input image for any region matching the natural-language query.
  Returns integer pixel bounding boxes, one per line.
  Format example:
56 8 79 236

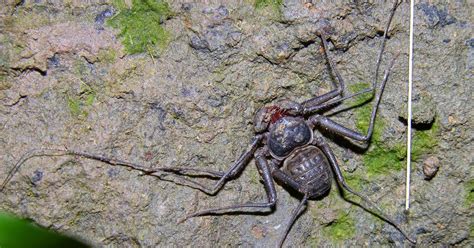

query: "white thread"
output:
406 0 414 211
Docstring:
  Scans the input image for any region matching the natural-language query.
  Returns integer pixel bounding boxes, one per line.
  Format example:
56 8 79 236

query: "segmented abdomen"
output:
282 146 332 198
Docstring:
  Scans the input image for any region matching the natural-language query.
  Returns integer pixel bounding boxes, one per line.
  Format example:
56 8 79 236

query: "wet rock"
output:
423 156 440 180
95 8 114 29
13 22 123 72
47 54 60 68
399 92 437 126
31 170 43 184
417 3 457 28
251 225 267 239
187 5 241 58
312 206 338 226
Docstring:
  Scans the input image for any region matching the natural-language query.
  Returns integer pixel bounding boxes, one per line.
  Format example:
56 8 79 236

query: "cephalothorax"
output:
1 1 415 247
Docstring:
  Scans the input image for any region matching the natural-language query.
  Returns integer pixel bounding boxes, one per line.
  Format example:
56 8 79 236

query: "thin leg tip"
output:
408 237 417 245
178 213 199 223
177 217 188 224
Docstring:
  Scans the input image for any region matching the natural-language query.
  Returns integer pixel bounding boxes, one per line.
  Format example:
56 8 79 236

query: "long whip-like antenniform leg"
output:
1 134 263 194
0 148 226 193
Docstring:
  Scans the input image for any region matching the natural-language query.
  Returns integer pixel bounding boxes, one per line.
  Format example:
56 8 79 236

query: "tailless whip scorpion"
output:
1 1 415 246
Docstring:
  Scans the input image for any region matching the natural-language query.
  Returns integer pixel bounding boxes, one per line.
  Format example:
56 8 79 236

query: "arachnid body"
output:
1 1 415 247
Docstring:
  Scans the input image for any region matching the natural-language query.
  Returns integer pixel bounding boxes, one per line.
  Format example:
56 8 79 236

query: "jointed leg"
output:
0 148 172 192
302 32 345 113
372 0 400 90
309 54 397 142
277 194 309 248
1 135 263 195
182 148 277 220
0 148 224 193
172 134 263 195
314 137 416 244
267 160 312 247
303 0 400 114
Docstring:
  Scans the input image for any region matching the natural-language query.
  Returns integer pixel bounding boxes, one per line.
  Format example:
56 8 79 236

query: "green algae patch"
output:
345 173 367 191
464 179 474 208
0 35 15 79
108 0 172 55
67 97 82 116
67 83 96 118
254 0 283 18
364 144 405 178
348 82 372 106
348 82 384 141
323 212 356 241
363 122 439 178
98 48 118 64
348 82 396 177
411 121 439 161
255 0 283 9
348 83 439 178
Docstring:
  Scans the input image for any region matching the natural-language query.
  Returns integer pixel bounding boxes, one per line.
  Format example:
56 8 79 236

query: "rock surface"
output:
0 1 472 247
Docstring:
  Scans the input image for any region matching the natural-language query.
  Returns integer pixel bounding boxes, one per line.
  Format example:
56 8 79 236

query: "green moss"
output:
364 144 405 178
67 97 82 116
348 82 394 177
255 0 283 9
348 82 384 142
465 179 474 208
411 121 439 161
67 83 96 118
345 173 366 191
254 0 282 17
348 82 372 106
323 212 356 241
97 48 118 64
107 0 172 55
348 83 439 178
5 8 51 31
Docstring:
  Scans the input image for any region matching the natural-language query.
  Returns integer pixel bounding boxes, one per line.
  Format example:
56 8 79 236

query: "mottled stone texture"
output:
0 1 472 247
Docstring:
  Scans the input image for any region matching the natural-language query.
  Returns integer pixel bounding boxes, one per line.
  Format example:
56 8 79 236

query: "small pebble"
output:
423 156 439 180
31 170 43 184
251 225 267 239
